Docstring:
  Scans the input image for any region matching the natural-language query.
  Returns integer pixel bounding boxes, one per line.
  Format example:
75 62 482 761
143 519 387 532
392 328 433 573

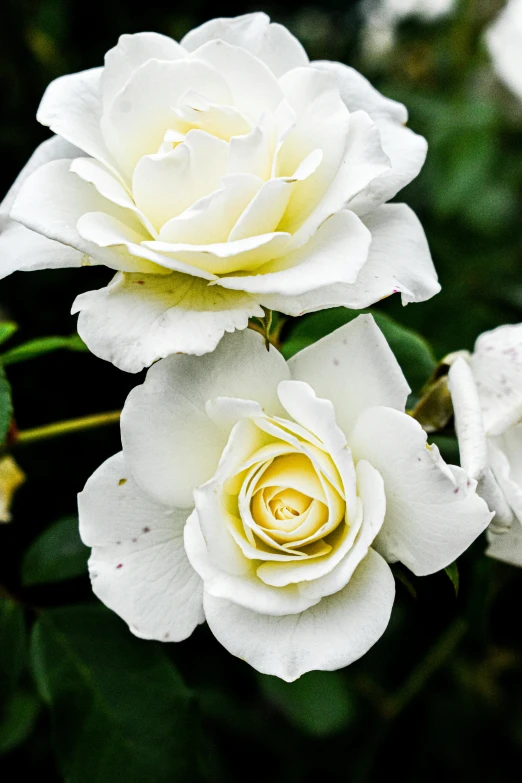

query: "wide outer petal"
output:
448 357 489 480
181 13 309 77
288 314 409 438
257 203 439 313
470 323 522 436
312 60 408 123
120 327 289 507
350 406 493 575
217 210 371 296
78 452 204 642
348 121 427 216
486 520 522 567
0 136 85 278
1 136 81 213
0 217 85 280
203 547 395 681
37 67 116 172
72 271 264 373
11 159 162 274
101 32 185 108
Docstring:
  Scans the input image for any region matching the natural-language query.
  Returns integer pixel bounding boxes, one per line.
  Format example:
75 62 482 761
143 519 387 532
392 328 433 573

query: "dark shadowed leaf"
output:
258 670 355 736
21 516 89 586
30 605 198 783
0 689 40 756
0 597 27 702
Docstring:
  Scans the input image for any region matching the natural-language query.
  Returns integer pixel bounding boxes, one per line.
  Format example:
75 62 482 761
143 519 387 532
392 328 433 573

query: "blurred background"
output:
1 1 522 780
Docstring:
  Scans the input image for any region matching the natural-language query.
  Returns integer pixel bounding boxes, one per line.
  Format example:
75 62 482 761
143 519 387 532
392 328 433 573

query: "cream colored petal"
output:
158 174 262 244
132 130 229 230
217 210 371 296
101 58 232 175
276 67 350 233
145 233 291 276
181 13 308 78
299 460 386 601
101 32 186 109
72 271 263 373
11 159 158 274
203 547 395 681
187 40 284 120
70 157 157 237
186 508 321 616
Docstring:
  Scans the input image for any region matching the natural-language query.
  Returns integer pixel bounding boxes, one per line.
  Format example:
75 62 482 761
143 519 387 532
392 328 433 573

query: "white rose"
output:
361 0 455 61
448 323 522 567
0 13 439 373
78 316 490 680
486 0 522 101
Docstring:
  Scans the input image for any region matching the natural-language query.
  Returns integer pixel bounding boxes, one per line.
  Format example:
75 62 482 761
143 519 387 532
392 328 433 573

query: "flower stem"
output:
11 410 121 447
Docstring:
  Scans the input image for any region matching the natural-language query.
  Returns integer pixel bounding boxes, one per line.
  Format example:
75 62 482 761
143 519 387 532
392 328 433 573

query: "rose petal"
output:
181 13 308 77
78 452 204 642
471 323 522 436
350 406 493 575
203 547 394 680
348 121 427 216
487 520 522 567
132 130 229 230
217 210 371 296
188 40 284 120
120 329 289 506
101 32 185 109
11 159 161 273
72 271 264 373
101 58 232 175
288 314 409 438
257 203 439 312
37 68 116 172
185 508 321 615
312 60 408 123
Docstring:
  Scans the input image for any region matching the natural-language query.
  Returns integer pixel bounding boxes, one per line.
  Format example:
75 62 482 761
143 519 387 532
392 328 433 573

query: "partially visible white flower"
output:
448 324 522 566
486 0 522 101
361 0 456 61
79 315 490 680
0 13 438 373
0 456 25 523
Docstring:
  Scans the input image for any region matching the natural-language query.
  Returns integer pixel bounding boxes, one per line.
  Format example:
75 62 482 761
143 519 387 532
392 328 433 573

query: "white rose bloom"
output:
0 13 438 373
448 324 522 567
79 316 490 680
486 0 522 101
361 0 455 61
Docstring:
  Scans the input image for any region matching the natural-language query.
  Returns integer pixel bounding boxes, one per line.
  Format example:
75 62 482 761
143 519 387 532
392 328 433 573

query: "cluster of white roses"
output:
0 13 518 680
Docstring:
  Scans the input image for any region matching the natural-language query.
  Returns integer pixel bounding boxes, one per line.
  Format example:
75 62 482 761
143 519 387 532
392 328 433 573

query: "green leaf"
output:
0 364 13 446
30 605 198 782
445 562 460 597
258 670 355 736
1 334 87 366
0 322 17 347
0 597 27 702
21 516 89 586
282 309 436 394
0 689 40 756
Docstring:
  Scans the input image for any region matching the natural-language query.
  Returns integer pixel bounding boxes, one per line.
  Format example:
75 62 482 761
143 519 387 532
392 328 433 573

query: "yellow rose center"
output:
229 440 347 562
